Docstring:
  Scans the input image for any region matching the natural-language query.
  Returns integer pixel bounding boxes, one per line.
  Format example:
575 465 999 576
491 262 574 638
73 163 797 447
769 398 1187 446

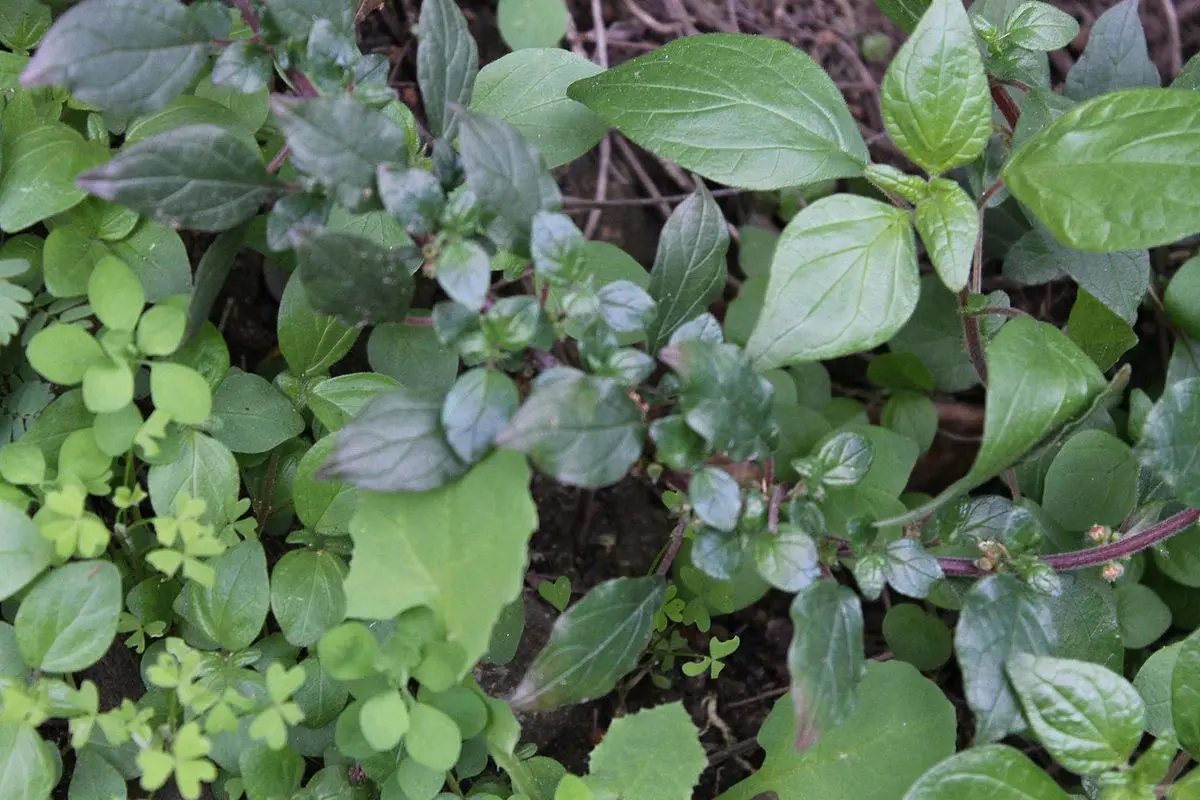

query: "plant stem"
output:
935 507 1200 577
657 516 689 576
959 288 989 386
990 81 1021 130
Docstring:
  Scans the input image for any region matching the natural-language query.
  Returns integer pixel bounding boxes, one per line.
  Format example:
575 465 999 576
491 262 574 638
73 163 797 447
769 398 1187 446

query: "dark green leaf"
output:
0 498 53 601
436 238 491 311
263 0 352 38
884 538 943 599
754 525 821 593
69 748 127 800
902 744 1070 799
1153 523 1200 588
272 96 409 198
1065 0 1159 101
746 194 919 369
689 466 742 533
1045 573 1122 670
207 370 304 455
15 560 120 672
1042 429 1137 530
186 539 269 651
597 280 656 335
417 0 478 138
497 0 567 50
880 0 992 175
497 368 643 489
530 210 585 281
667 338 774 461
441 367 518 464
812 431 874 487
872 0 929 32
568 34 867 189
955 574 1055 742
882 603 952 671
1004 2 1080 51
376 165 445 236
458 110 561 252
881 391 938 454
0 0 49 52
511 575 665 710
1136 641 1181 738
1115 583 1171 649
240 746 303 800
295 231 418 326
787 580 865 749
368 318 459 394
1174 628 1200 758
277 271 358 377
1067 289 1138 372
470 48 605 168
915 178 978 292
270 550 347 648
21 0 211 115
0 123 104 233
645 184 729 351
1137 379 1200 507
1006 653 1143 774
0 723 56 800
322 386 468 492
77 125 279 232
1004 89 1200 252
211 40 273 94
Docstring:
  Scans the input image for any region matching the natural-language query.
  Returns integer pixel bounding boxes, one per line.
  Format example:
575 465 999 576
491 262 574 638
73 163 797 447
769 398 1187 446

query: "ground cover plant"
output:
1 0 1200 797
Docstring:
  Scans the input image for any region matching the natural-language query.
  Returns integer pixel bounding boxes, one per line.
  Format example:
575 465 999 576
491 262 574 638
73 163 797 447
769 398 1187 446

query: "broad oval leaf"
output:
15 560 121 673
441 367 519 464
277 271 358 378
645 184 730 351
1042 429 1137 531
884 538 943 599
21 0 211 115
881 0 992 175
1004 89 1200 252
270 550 347 648
0 501 53 601
417 0 478 138
1136 378 1200 507
471 48 605 168
511 575 665 711
902 744 1071 800
1173 628 1200 758
567 33 868 190
915 177 978 292
0 723 56 800
497 368 644 489
787 579 865 749
955 574 1056 742
1006 653 1144 774
295 231 419 326
147 430 240 527
307 373 401 433
586 703 707 800
717 661 955 800
77 125 280 232
344 451 537 670
207 370 304 455
0 123 105 233
1005 1 1080 52
754 525 821 593
746 194 919 369
293 435 360 535
185 539 269 651
1065 0 1159 101
321 386 468 493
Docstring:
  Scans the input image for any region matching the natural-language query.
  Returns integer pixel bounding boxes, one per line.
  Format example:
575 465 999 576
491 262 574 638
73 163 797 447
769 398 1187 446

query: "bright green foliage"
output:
583 703 706 799
903 745 1071 799
497 0 567 51
15 560 121 673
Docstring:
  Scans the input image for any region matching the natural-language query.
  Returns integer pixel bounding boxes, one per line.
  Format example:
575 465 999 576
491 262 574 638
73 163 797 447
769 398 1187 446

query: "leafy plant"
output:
1 0 1199 797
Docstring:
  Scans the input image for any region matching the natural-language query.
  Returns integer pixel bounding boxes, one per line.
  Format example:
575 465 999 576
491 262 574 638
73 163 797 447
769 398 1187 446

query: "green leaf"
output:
0 123 103 232
901 744 1071 800
882 0 991 175
207 370 304 455
0 0 49 52
147 430 239 526
497 369 644 489
689 466 742 533
1004 1 1080 51
915 178 978 292
1006 653 1144 774
436 237 490 311
15 560 120 672
1166 254 1200 339
376 166 444 237
1042 429 1137 531
1115 583 1171 650
187 539 269 651
0 723 56 800
109 220 192 302
270 550 346 648
293 436 359 536
746 194 918 369
511 575 665 711
27 324 104 385
889 275 997 392
78 125 279 232
271 96 410 197
458 110 561 252
717 661 955 800
644 184 729 351
668 337 774 461
295 231 418 326
306 373 399 434
787 580 864 749
872 0 929 32
1045 573 1122 670
1153 523 1200 588
358 689 409 752
344 451 536 669
497 0 566 50
586 703 706 800
441 367 519 464
1135 641 1180 738
567 33 868 189
882 603 952 671
263 0 353 38
407 702 461 771
211 40 272 95
292 657 348 729
417 0 478 138
1004 89 1200 252
277 271 358 377
1174 628 1200 758
881 391 938 454
240 746 303 800
0 503 52 601
1065 0 1159 101
955 573 1056 742
21 0 211 115
1137 379 1200 507
126 95 259 153
151 362 211 425
755 526 821 593
368 318 459 394
1067 289 1138 372
87 256 144 331
69 748 128 800
470 48 605 168
884 538 943 599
